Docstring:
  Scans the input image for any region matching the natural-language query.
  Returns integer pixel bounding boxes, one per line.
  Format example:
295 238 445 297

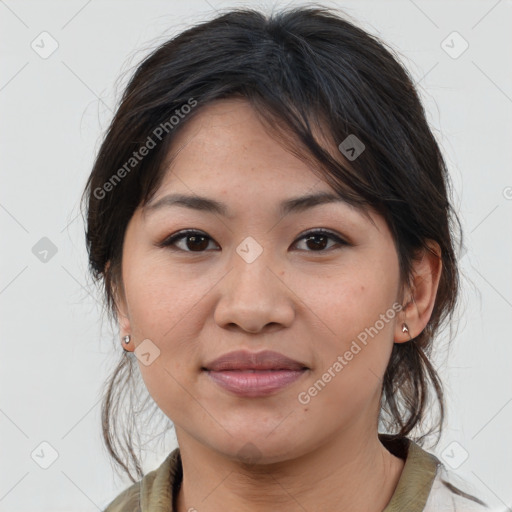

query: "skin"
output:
114 97 442 512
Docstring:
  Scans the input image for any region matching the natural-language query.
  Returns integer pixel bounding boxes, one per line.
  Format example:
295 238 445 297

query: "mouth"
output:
203 368 309 397
201 349 309 397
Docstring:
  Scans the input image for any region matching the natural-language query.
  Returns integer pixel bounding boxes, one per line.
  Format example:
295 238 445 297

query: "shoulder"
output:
102 448 182 512
380 434 493 512
102 480 142 512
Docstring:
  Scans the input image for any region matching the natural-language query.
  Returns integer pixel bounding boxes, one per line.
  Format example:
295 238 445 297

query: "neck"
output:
174 428 405 512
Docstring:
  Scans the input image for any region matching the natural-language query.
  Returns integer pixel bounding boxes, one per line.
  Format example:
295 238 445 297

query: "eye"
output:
293 229 348 252
157 230 219 252
157 228 349 253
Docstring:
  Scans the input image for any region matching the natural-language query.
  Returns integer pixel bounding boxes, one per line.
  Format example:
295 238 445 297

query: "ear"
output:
106 260 133 349
394 240 443 343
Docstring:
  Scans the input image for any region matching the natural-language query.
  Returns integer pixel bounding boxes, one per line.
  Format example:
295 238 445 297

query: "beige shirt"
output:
103 433 490 511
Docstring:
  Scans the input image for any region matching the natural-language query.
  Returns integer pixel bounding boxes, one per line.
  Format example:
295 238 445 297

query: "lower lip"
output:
204 369 307 397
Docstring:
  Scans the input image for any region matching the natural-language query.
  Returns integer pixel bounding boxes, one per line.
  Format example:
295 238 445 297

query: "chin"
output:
209 431 305 465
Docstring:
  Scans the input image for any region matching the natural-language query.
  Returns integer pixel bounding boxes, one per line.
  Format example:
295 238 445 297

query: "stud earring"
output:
123 335 131 345
401 323 409 334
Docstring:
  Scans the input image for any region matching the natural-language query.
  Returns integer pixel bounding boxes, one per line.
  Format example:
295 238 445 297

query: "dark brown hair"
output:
81 5 464 485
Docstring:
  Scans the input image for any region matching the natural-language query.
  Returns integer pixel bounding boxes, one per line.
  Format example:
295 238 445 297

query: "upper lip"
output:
202 350 308 371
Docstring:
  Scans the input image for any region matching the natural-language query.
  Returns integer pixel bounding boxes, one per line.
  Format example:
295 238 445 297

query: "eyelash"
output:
157 228 349 253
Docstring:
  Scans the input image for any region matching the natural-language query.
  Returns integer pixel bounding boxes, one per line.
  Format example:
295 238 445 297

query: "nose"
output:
213 250 295 334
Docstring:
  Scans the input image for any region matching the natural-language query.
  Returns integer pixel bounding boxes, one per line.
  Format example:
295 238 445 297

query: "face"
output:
116 97 406 463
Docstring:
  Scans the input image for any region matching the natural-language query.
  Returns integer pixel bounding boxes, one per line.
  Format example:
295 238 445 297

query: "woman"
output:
82 6 491 511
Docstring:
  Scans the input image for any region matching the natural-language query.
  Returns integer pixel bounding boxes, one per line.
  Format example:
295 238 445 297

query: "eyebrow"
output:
144 191 353 219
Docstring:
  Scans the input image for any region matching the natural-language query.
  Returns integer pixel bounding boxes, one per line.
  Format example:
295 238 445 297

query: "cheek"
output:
138 360 188 420
300 262 398 383
121 251 208 391
122 250 202 335
303 261 398 334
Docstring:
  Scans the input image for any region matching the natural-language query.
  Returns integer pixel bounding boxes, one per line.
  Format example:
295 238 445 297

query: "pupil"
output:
306 234 327 250
188 235 208 251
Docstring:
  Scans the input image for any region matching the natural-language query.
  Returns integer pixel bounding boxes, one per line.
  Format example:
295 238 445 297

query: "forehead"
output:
141 97 380 230
163 98 318 179
150 99 338 200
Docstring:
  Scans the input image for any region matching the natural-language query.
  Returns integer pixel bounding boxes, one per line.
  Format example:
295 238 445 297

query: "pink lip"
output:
202 349 309 397
203 349 307 371
205 369 308 397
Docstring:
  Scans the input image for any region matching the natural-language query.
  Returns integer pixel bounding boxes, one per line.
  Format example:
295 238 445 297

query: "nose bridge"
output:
214 235 294 331
231 234 277 299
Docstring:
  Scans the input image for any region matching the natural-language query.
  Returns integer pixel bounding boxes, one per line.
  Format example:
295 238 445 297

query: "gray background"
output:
1 0 511 510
